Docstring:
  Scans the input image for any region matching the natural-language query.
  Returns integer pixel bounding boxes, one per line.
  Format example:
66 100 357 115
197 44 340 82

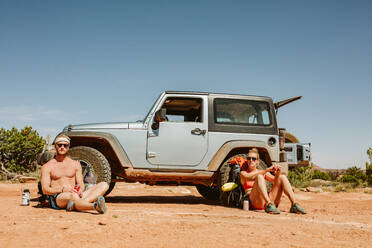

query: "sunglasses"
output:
247 157 257 161
57 143 69 148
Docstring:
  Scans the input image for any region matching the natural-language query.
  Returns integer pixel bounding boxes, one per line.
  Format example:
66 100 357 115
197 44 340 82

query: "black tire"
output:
219 154 241 206
68 146 112 196
105 181 116 196
196 185 220 201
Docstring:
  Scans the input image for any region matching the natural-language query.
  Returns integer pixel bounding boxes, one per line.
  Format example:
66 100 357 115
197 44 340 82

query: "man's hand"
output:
61 185 74 193
62 185 82 197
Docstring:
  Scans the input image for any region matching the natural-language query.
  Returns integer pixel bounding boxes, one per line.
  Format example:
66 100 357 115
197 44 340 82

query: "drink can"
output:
22 189 30 206
243 200 249 211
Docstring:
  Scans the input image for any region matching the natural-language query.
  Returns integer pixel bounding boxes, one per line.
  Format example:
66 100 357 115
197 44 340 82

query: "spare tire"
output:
68 146 113 196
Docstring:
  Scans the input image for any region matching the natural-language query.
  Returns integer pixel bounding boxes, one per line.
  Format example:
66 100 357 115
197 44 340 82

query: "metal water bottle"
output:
22 189 30 206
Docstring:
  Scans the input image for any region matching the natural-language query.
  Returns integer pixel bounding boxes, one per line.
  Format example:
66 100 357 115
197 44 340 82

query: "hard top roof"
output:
164 91 272 100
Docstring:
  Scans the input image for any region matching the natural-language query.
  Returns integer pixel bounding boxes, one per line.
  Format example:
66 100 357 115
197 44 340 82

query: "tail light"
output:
279 128 286 150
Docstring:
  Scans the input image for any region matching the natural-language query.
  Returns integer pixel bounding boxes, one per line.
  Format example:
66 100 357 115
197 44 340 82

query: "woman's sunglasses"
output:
57 143 69 148
247 157 257 161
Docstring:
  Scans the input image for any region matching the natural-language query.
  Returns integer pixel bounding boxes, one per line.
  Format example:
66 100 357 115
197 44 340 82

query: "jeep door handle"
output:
191 128 206 136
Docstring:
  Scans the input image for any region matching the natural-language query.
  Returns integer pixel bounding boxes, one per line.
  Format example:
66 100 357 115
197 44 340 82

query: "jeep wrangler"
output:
55 91 300 201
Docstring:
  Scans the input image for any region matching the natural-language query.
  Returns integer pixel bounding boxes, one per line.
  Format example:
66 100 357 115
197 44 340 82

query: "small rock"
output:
306 187 323 193
98 222 106 225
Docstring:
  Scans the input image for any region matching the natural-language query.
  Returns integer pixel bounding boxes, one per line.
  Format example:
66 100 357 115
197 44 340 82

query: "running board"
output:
112 168 215 186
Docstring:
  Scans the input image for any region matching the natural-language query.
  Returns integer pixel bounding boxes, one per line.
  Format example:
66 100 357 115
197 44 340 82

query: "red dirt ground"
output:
0 182 371 248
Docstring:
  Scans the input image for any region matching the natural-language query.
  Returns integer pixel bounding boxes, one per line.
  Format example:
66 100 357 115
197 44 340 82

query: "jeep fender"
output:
207 140 279 171
63 131 132 168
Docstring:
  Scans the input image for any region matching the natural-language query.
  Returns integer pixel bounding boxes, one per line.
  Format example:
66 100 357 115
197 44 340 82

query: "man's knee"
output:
97 182 109 192
59 192 79 201
71 193 80 201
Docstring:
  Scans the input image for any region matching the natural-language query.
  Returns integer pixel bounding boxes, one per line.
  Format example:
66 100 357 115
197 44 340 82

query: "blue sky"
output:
1 1 371 169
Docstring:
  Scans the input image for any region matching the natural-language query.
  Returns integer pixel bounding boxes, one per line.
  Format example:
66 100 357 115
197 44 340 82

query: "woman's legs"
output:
248 174 270 209
269 174 296 207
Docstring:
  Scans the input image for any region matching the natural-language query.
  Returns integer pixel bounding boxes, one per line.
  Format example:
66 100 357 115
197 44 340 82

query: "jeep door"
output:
147 95 208 166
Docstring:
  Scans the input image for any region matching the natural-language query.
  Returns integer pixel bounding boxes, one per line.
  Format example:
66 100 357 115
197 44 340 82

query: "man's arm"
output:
41 164 63 195
75 161 85 195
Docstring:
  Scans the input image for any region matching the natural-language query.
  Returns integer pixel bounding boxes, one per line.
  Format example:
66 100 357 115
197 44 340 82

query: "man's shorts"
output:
48 193 63 210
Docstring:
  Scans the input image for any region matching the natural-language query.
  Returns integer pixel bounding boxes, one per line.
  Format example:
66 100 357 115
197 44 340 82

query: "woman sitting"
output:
232 148 306 214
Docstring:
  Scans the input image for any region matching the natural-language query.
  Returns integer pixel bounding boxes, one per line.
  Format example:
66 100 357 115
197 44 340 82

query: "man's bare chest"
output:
50 165 76 180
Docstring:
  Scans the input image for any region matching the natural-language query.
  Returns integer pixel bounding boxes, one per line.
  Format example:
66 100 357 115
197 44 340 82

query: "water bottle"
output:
243 200 249 211
22 189 30 206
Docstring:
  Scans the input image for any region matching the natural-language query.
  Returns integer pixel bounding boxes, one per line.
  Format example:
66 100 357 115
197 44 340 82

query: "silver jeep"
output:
59 91 296 201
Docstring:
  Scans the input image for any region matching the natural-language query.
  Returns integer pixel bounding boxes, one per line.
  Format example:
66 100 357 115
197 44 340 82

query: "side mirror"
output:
151 108 167 130
154 108 167 122
158 108 167 120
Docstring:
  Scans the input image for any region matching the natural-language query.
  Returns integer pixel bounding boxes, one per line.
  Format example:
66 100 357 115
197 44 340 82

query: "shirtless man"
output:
41 134 109 213
236 148 306 214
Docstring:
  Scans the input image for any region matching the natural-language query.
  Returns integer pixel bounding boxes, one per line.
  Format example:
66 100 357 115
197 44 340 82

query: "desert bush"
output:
366 162 372 186
311 170 331 181
340 174 360 186
0 126 45 173
344 166 366 181
288 164 312 188
327 170 343 181
334 183 356 192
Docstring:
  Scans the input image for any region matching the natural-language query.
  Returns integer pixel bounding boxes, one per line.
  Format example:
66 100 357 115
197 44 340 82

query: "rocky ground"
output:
0 182 371 248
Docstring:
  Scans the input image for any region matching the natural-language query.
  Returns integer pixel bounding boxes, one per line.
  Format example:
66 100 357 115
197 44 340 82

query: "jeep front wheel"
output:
67 146 113 196
196 185 220 201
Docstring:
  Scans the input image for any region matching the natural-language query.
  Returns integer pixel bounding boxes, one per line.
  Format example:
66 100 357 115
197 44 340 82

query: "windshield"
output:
142 93 163 122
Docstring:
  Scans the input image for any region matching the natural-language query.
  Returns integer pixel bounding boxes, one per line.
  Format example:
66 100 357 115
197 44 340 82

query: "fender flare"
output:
63 131 132 167
207 140 278 171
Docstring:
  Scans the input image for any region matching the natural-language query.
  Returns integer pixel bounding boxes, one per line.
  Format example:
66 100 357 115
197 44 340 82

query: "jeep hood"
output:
64 122 145 131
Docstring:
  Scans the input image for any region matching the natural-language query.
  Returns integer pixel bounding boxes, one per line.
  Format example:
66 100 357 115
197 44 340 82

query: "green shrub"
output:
327 170 343 181
0 126 45 173
340 175 360 186
288 164 312 188
311 170 331 181
344 166 366 181
366 162 372 186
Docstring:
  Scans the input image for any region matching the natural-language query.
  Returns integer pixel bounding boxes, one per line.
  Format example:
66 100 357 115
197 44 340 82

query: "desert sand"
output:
0 182 371 248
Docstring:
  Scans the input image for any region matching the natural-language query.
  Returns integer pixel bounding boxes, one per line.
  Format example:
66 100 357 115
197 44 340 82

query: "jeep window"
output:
160 97 202 122
214 98 271 125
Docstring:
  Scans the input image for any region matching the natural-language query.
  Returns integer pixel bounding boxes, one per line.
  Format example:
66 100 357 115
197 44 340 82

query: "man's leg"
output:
56 192 95 211
81 182 109 203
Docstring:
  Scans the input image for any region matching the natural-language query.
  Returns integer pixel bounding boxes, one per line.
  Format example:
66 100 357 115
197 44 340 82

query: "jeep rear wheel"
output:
196 185 220 201
68 146 113 196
